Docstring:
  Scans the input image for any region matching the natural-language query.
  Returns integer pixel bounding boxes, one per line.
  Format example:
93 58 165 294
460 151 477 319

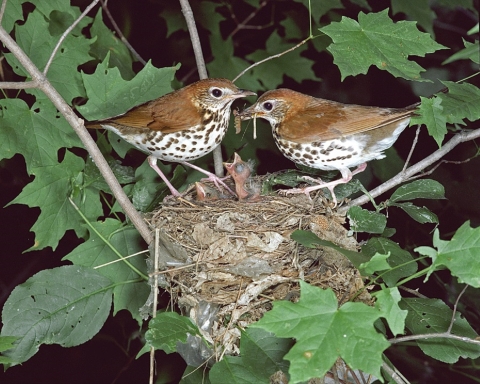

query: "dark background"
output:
1 0 479 383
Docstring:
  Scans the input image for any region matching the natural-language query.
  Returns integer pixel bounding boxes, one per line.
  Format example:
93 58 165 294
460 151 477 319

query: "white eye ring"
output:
262 101 274 111
211 88 223 98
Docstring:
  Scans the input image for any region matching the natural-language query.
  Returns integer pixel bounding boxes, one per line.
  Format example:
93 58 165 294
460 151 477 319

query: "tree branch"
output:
338 128 480 215
0 80 38 89
390 331 480 346
179 0 225 177
0 14 153 245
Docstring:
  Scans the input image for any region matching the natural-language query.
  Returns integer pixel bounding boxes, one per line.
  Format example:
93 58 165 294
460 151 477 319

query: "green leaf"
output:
359 253 391 275
438 81 480 126
427 222 480 287
78 55 179 121
241 328 292 380
210 356 267 384
160 7 188 37
0 266 113 366
319 9 446 81
89 9 135 80
411 97 447 147
390 202 439 224
252 281 389 382
210 328 292 384
5 9 93 103
390 179 445 202
400 298 480 363
373 287 407 336
391 0 435 37
145 312 201 354
0 98 82 171
8 151 103 251
0 336 18 353
180 365 212 384
1 0 23 33
246 31 316 90
291 230 369 268
63 219 149 324
347 206 386 234
207 33 262 92
443 39 480 65
362 237 418 287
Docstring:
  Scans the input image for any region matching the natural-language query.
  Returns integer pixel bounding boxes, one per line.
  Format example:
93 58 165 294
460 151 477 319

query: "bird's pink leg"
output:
182 161 236 196
148 156 182 197
282 163 367 206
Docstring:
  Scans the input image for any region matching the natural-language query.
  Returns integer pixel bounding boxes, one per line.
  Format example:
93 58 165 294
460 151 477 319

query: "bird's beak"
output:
236 104 262 121
232 89 257 99
223 152 241 173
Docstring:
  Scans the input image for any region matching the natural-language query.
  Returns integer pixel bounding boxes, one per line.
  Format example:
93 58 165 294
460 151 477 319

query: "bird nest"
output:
145 176 371 362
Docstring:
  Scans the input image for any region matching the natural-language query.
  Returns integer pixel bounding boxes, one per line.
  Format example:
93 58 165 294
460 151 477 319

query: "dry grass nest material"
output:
146 175 372 358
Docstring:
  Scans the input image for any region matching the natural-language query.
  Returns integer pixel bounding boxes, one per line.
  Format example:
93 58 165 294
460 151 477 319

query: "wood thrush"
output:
238 88 418 205
87 78 256 197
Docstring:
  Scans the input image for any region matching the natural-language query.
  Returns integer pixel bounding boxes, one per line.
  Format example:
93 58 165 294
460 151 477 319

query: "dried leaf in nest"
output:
146 177 371 361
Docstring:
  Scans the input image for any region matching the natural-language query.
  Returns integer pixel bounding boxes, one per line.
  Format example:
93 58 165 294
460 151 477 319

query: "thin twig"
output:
100 0 146 65
447 284 468 333
338 128 480 214
390 332 480 346
398 286 427 299
402 125 421 172
228 0 269 39
381 362 410 384
149 229 161 384
44 0 100 76
233 37 311 82
94 249 149 269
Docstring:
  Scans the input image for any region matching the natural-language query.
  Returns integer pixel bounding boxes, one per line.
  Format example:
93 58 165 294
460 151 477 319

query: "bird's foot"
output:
199 173 236 196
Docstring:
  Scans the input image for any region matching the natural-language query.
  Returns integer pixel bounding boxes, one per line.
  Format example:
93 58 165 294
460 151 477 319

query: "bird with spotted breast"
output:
238 88 418 205
86 78 256 197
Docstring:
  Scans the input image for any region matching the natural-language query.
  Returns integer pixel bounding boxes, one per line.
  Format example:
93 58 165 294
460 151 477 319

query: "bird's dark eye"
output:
263 102 273 111
211 88 223 98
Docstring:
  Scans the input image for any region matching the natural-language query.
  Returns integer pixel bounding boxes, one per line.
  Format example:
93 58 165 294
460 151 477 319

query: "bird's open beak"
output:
236 104 263 121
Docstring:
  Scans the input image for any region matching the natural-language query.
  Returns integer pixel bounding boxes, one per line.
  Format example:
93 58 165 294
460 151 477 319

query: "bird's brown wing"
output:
101 89 202 133
280 98 416 143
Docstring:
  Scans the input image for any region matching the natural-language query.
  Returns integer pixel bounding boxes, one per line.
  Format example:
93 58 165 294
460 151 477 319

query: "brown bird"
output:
238 89 418 205
86 78 256 197
224 153 261 202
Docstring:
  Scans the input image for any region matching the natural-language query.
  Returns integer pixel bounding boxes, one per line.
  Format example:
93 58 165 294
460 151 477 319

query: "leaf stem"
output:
69 197 149 280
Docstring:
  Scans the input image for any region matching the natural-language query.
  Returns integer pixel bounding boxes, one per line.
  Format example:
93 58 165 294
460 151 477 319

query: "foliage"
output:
1 0 480 383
